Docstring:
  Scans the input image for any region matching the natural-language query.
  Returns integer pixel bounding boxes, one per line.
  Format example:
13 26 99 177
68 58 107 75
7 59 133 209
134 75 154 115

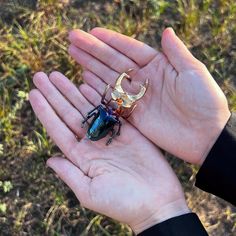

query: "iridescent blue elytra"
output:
86 105 119 141
81 102 121 145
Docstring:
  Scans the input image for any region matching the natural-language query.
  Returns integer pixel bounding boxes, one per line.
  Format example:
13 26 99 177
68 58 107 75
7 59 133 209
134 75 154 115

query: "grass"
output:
0 0 235 235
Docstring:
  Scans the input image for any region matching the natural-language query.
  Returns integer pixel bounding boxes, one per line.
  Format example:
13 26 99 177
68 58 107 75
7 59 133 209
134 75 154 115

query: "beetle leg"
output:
81 112 96 128
81 106 101 128
116 120 122 136
106 128 115 145
123 104 137 119
86 105 101 116
101 84 110 105
106 121 122 145
105 98 112 106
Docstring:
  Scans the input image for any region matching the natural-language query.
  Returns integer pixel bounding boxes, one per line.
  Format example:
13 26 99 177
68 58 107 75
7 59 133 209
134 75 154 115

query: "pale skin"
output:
68 27 231 164
29 72 189 234
29 27 230 234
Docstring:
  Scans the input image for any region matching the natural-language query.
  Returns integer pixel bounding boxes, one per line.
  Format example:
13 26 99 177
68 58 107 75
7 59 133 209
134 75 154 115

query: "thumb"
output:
47 157 91 207
161 28 201 72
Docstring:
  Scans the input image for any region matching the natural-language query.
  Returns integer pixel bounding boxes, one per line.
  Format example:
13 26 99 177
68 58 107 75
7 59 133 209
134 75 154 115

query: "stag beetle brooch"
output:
81 69 148 145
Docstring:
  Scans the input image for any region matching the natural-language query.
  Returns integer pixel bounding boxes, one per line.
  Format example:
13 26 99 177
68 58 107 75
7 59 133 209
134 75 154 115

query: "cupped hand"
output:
68 27 230 165
29 71 189 234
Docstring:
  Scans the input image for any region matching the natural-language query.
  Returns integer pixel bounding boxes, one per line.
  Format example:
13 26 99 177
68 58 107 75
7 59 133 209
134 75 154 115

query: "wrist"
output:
130 198 190 235
199 110 231 165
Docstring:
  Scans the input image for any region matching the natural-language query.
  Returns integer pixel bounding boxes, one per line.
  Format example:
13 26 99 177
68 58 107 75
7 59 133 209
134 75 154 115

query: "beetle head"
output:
111 71 148 108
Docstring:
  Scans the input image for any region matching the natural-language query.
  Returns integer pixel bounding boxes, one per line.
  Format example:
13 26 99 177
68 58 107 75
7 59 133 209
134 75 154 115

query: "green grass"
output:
0 0 236 235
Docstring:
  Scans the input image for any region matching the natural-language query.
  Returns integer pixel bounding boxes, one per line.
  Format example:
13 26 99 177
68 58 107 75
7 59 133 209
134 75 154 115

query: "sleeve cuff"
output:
137 213 208 236
195 113 236 205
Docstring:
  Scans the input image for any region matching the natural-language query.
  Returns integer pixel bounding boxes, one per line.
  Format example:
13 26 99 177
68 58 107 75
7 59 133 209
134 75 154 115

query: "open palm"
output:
29 72 188 233
68 27 230 164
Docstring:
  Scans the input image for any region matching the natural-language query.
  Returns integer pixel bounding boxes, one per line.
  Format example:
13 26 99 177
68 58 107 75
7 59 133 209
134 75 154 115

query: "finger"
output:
69 45 132 90
161 28 201 72
69 29 139 73
82 70 110 97
33 72 85 138
48 71 95 117
90 27 158 67
47 157 92 207
69 44 118 83
79 83 102 107
29 89 84 165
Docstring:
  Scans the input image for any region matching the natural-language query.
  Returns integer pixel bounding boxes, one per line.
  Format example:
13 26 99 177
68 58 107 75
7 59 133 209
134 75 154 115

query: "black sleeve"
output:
137 213 208 236
138 113 236 236
195 113 236 206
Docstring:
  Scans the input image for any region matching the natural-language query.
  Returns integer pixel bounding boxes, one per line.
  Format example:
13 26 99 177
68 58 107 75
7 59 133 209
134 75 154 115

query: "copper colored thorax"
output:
111 70 149 108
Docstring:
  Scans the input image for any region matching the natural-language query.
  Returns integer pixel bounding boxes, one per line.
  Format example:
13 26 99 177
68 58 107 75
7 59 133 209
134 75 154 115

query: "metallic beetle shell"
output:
82 69 148 145
86 106 118 141
111 71 149 108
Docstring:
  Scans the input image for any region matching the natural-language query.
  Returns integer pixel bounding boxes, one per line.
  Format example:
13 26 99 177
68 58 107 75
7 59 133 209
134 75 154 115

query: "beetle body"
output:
81 69 148 145
86 105 119 141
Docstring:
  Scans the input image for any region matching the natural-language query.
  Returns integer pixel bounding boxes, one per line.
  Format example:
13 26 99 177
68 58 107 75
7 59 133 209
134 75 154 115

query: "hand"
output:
29 72 189 234
68 27 231 165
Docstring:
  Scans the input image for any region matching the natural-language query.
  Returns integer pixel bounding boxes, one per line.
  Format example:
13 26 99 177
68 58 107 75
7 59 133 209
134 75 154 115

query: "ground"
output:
0 0 236 235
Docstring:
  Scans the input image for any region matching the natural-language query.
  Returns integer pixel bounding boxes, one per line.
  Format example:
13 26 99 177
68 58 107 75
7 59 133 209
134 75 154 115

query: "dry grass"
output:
0 0 236 235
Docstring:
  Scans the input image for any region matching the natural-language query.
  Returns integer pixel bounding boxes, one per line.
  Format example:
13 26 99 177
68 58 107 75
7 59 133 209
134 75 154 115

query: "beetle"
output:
81 69 148 145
